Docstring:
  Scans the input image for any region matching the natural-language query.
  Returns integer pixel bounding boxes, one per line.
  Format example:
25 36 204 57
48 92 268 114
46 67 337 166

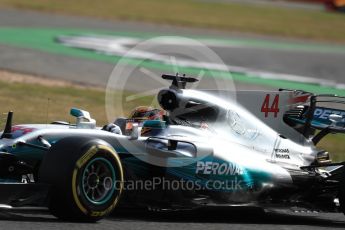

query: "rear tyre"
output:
39 137 124 222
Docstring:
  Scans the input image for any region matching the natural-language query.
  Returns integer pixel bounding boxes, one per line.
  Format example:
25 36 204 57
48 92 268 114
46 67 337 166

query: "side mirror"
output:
70 108 92 121
70 108 96 129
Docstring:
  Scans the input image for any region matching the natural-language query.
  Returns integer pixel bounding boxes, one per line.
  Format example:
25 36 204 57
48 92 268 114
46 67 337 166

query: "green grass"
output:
318 134 345 162
0 0 345 42
0 81 107 124
0 78 344 161
0 80 152 125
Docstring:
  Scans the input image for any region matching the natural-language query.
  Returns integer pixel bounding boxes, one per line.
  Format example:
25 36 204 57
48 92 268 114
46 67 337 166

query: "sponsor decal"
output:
314 108 345 120
11 126 36 134
10 126 37 139
274 148 290 159
275 154 290 160
196 161 244 176
274 148 290 153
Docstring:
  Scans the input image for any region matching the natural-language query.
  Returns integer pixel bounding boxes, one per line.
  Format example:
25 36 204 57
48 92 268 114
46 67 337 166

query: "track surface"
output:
197 0 324 10
0 208 344 230
0 8 344 90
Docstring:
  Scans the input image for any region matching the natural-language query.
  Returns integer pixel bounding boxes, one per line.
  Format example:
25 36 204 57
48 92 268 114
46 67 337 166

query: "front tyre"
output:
39 137 124 222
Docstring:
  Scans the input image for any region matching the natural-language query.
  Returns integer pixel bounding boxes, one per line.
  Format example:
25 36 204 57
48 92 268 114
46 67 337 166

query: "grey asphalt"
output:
197 0 324 10
1 208 345 230
0 8 344 91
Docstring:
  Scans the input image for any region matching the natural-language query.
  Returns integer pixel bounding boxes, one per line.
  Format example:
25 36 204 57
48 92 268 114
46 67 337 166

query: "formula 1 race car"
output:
0 73 345 222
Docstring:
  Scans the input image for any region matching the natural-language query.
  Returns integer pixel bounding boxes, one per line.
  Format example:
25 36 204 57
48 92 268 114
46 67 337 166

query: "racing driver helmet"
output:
124 106 165 135
129 106 165 122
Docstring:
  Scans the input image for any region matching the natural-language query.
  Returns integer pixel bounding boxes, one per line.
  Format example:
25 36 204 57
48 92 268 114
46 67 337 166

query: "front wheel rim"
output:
81 157 116 205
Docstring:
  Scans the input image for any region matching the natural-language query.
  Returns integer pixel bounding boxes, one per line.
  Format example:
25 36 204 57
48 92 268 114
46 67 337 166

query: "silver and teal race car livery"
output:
0 74 344 222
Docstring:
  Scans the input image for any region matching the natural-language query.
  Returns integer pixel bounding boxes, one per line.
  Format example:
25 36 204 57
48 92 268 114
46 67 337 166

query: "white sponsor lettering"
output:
320 110 332 120
314 109 345 120
196 161 243 175
314 108 323 117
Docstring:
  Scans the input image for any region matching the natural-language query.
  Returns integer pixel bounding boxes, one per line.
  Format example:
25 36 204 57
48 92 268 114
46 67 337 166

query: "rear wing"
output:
282 90 345 144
